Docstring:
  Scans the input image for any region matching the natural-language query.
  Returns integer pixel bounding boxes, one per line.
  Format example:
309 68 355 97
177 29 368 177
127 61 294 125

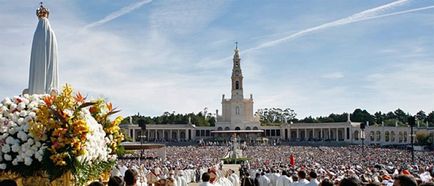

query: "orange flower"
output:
74 92 85 103
107 102 114 112
43 95 55 107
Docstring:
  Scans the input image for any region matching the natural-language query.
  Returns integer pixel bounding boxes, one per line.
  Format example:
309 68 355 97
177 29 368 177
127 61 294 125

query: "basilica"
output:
121 46 433 146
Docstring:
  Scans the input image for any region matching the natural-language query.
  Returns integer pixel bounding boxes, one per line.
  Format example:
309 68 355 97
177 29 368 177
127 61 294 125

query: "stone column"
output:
328 128 331 140
132 129 136 142
344 127 347 141
177 130 180 141
335 128 339 141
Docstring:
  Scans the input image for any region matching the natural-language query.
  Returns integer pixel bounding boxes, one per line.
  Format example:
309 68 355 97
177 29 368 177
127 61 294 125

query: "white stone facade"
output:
120 46 434 145
215 47 261 130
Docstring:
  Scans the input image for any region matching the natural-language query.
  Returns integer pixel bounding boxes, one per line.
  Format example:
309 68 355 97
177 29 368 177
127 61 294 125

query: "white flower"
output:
24 157 32 166
12 158 18 165
17 117 24 125
0 163 6 169
16 154 23 162
28 112 36 118
4 154 12 161
25 149 34 157
19 111 28 118
22 124 29 132
2 97 12 105
17 131 28 141
5 136 16 144
11 144 20 153
35 153 42 162
9 103 17 111
1 144 11 153
17 102 26 111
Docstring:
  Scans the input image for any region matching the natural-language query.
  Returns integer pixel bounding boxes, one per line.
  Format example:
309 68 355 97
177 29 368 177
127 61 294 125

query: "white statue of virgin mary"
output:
27 3 59 95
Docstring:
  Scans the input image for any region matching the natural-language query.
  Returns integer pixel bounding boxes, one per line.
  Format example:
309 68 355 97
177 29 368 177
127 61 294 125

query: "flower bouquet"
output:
0 85 124 185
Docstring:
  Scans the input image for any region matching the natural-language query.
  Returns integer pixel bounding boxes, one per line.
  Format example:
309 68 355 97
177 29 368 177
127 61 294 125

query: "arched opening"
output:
385 131 390 142
398 132 403 143
180 131 186 140
253 127 259 130
235 81 240 89
235 127 241 130
353 130 359 141
370 131 375 141
224 127 230 130
403 131 408 142
376 131 381 141
217 127 223 131
390 131 395 142
245 127 251 130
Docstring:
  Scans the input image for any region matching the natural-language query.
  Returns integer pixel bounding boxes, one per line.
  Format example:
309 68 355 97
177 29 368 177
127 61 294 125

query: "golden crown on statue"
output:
36 2 49 18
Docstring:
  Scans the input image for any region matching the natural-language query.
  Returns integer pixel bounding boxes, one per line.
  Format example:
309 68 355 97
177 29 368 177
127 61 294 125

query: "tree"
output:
394 108 408 124
351 109 374 124
385 111 396 120
256 108 297 124
374 111 384 125
416 110 427 121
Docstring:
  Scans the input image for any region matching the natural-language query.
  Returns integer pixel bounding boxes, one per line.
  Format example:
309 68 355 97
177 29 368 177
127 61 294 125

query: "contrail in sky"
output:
359 5 434 21
243 0 409 53
82 0 152 31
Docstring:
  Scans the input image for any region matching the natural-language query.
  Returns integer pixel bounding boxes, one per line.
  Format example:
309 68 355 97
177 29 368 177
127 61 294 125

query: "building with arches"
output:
121 46 434 145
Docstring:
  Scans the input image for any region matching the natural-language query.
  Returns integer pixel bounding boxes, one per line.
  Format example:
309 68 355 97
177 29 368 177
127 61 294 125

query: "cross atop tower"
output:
235 41 238 50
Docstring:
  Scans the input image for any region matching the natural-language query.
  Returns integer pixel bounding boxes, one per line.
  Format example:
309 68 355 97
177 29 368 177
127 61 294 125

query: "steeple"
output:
231 42 243 99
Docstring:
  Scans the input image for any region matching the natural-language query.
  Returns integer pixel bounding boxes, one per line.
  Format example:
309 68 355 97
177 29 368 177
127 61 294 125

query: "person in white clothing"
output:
229 170 240 186
269 170 280 186
305 171 319 186
176 171 188 186
276 171 292 186
258 172 270 186
199 172 214 186
294 171 309 186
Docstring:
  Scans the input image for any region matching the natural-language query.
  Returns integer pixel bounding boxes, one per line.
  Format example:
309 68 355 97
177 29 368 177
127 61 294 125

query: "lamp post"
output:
138 119 147 161
360 122 366 153
408 116 416 164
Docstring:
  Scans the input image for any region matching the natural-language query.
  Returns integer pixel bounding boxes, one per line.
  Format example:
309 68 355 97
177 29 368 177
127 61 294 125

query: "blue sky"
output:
1 0 434 118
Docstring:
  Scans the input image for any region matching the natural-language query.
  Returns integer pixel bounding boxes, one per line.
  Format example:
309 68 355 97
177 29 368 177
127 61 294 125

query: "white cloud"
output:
149 0 228 35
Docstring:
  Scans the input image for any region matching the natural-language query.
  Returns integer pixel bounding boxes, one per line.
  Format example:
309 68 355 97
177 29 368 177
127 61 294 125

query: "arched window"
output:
403 131 408 142
235 127 241 130
253 127 259 130
224 127 230 130
398 132 403 143
235 81 240 89
236 106 240 115
376 131 381 141
390 131 395 142
385 131 390 142
217 127 223 131
245 127 251 130
370 131 375 141
353 130 359 141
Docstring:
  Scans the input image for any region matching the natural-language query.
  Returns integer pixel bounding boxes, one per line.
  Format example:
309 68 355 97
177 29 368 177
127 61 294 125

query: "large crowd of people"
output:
103 144 433 186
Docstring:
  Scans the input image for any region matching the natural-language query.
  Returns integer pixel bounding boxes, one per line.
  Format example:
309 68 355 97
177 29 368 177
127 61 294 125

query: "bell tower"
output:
231 42 243 100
